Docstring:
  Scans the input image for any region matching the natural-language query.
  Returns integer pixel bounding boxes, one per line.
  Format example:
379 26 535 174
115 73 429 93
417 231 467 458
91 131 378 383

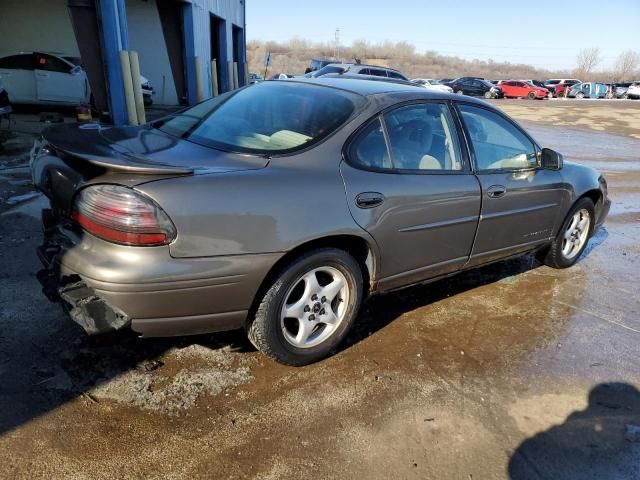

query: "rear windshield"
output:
153 81 364 154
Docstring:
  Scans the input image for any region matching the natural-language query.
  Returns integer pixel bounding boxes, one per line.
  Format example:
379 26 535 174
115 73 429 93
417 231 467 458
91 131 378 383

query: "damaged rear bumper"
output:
37 239 130 335
35 209 281 337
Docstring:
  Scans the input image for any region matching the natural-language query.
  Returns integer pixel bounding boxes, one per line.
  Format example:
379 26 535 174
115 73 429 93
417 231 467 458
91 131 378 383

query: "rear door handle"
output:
356 192 385 209
487 185 507 198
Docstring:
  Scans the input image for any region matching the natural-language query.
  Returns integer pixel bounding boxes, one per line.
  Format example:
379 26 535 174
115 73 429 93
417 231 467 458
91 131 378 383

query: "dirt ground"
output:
1 101 639 479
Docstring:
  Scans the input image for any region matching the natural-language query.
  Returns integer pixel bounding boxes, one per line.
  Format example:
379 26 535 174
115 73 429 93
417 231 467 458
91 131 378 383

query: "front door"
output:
34 53 85 104
456 103 565 267
341 102 481 291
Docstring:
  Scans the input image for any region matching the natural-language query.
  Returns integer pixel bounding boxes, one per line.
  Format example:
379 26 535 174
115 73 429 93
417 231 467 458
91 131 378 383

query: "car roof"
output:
324 62 403 73
284 76 487 104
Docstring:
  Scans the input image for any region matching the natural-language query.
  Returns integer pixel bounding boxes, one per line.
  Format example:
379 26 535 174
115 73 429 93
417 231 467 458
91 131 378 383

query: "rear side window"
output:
154 81 365 154
367 68 387 77
459 104 537 171
0 54 34 70
349 118 391 169
387 71 406 80
349 103 463 172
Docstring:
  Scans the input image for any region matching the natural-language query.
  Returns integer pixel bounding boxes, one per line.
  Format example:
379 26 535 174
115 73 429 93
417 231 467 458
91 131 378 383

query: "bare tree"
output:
613 50 640 81
575 47 602 78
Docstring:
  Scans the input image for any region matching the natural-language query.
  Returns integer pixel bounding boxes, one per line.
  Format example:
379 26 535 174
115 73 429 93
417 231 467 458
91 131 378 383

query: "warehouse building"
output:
0 0 247 124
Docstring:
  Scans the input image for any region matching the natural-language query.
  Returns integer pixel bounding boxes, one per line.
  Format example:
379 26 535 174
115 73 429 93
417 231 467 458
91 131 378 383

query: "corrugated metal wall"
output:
187 0 245 99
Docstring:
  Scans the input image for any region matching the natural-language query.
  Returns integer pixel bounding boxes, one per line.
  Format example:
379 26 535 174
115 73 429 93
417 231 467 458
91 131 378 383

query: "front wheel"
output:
247 248 363 366
484 91 493 99
539 198 594 268
528 91 536 100
576 92 585 99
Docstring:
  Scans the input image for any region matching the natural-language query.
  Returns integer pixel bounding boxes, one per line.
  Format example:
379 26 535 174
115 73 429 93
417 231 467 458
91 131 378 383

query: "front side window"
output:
153 81 364 154
458 104 537 171
35 54 72 73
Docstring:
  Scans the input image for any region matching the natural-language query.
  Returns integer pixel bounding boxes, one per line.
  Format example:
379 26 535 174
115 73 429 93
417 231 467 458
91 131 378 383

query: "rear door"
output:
456 103 565 267
340 102 481 291
34 53 86 104
0 54 36 103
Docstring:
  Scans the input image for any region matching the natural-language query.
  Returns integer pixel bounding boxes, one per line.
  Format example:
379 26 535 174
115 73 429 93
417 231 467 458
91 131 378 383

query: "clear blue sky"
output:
246 1 640 71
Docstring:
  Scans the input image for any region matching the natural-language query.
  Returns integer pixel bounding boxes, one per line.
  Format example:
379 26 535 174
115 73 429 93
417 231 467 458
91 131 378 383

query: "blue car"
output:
569 82 608 99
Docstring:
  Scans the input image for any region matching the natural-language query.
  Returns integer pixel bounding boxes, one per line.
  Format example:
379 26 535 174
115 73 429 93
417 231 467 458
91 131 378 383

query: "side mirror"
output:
541 148 563 170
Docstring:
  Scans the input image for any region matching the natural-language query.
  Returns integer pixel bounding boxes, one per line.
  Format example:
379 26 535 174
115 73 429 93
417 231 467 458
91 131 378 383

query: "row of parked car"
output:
271 59 640 101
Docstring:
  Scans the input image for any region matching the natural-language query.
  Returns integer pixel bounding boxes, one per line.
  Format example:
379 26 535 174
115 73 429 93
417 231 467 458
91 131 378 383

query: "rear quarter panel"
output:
136 139 374 259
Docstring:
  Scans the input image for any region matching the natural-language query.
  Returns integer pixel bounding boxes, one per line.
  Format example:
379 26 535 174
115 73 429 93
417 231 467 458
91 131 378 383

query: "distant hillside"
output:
247 39 574 81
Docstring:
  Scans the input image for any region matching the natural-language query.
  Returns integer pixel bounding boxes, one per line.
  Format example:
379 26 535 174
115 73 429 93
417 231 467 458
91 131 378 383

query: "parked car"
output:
411 78 454 93
249 72 264 84
32 78 609 365
568 82 608 99
307 63 408 81
0 52 89 106
498 80 548 99
627 82 640 99
0 52 154 106
611 82 633 99
449 78 503 98
62 55 154 105
544 78 581 97
306 58 337 74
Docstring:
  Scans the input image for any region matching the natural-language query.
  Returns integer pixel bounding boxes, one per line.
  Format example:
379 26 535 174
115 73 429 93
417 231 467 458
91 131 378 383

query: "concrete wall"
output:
126 0 178 105
0 0 78 57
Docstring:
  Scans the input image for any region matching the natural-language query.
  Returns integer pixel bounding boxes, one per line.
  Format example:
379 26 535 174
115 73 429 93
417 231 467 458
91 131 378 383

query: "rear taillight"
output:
72 185 176 246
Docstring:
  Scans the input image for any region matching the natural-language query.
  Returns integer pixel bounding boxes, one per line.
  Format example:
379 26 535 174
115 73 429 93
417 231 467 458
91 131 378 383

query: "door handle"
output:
487 185 507 198
356 192 385 209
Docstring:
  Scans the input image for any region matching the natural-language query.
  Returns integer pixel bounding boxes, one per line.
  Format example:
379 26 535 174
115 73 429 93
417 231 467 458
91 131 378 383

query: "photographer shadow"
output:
508 382 640 480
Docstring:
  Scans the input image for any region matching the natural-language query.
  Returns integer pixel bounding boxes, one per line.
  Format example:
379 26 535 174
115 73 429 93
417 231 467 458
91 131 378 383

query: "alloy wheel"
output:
280 267 350 348
561 208 590 260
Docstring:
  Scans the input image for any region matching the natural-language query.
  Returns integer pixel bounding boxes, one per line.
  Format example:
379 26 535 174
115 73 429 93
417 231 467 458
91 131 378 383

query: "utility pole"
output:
334 28 340 61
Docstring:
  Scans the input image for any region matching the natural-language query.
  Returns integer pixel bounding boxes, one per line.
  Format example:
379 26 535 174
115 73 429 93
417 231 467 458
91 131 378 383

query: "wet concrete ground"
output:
1 103 639 479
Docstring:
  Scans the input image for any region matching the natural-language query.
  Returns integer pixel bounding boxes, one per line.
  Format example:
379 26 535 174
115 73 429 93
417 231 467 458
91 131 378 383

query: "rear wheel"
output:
539 197 594 268
247 248 363 366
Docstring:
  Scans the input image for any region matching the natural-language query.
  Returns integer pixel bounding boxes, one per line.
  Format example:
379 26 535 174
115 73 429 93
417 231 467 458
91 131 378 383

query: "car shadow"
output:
508 382 640 479
0 208 601 436
343 253 542 350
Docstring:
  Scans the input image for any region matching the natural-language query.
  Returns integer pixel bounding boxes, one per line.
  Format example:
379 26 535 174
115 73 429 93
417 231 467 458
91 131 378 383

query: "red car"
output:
498 80 549 99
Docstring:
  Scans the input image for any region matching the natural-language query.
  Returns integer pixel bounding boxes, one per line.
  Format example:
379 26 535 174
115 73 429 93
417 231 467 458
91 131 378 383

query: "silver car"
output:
33 78 610 365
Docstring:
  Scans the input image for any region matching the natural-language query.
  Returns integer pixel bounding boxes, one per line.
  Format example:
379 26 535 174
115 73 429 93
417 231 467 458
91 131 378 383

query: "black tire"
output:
539 197 595 269
484 91 493 99
528 91 536 100
247 248 363 366
576 92 585 99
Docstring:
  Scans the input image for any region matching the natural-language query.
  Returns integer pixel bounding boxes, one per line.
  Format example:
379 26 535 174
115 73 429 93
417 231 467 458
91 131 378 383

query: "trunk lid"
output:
31 123 268 211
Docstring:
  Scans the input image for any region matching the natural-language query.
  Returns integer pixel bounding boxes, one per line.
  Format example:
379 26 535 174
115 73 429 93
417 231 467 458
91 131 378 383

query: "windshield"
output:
153 81 364 154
